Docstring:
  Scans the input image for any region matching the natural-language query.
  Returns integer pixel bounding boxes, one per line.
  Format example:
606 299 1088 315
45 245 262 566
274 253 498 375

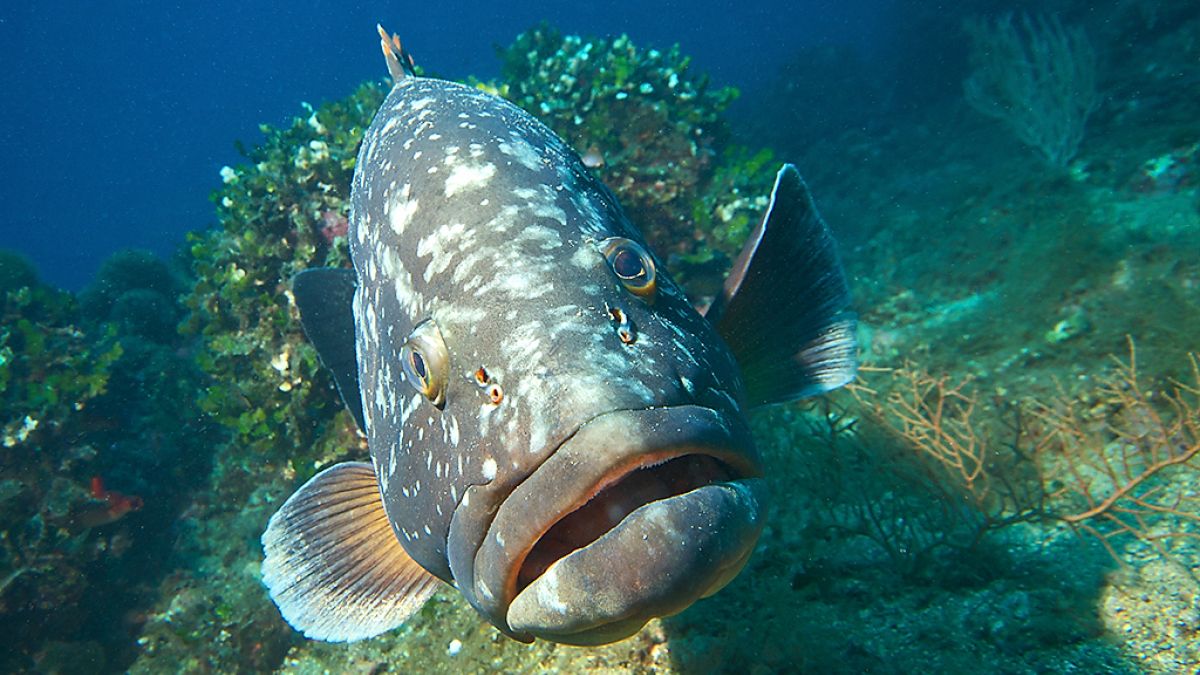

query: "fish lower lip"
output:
507 477 766 644
470 405 762 641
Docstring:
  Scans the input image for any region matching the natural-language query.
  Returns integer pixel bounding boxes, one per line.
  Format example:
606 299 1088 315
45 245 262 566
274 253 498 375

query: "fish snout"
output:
472 405 766 644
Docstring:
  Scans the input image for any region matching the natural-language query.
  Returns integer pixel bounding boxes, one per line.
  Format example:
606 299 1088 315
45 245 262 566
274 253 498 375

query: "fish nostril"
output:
608 305 637 345
474 365 503 404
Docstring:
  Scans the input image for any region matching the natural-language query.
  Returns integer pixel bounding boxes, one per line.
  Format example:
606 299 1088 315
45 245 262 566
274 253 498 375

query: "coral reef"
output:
963 13 1099 167
123 16 1200 672
0 254 122 668
129 84 388 672
180 82 384 478
6 9 1200 672
0 249 177 672
0 241 222 672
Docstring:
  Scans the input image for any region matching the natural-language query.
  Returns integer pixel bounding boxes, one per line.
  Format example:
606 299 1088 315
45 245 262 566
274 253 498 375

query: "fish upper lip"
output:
469 404 759 635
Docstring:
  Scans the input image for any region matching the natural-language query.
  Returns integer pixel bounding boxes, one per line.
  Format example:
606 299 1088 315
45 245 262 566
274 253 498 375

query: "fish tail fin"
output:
261 462 440 641
707 164 857 406
377 24 416 82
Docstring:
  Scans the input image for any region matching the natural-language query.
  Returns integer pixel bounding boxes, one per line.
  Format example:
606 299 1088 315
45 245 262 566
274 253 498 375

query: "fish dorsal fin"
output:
377 24 416 83
292 268 366 432
707 164 857 406
261 462 441 641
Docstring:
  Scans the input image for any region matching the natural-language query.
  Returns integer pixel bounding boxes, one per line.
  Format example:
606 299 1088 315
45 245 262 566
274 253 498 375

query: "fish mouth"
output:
470 405 766 645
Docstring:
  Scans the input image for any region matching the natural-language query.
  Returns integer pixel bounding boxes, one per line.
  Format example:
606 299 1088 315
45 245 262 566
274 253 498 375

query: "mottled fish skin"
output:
350 77 755 633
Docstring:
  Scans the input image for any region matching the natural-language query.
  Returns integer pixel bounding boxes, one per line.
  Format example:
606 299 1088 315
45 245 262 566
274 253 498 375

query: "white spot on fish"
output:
418 222 468 281
481 458 497 481
535 567 568 614
389 184 418 235
570 244 597 269
444 162 497 197
498 137 543 172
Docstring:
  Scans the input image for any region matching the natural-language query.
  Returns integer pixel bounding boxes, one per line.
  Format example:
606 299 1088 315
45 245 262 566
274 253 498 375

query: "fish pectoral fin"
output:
261 462 440 642
707 164 857 406
292 268 366 433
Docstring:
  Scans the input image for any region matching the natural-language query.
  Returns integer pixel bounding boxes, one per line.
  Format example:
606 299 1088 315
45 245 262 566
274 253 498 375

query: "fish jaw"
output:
509 476 765 644
458 404 765 644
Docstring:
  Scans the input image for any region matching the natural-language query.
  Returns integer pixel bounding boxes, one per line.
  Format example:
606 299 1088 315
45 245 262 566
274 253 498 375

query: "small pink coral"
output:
320 210 349 243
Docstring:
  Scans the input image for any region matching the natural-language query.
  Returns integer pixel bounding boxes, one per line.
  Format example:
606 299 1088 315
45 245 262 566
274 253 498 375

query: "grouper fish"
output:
261 27 857 646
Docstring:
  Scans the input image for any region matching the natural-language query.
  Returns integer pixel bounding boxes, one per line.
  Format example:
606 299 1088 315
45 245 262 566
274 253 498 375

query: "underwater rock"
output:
109 288 179 343
80 250 181 329
0 250 38 296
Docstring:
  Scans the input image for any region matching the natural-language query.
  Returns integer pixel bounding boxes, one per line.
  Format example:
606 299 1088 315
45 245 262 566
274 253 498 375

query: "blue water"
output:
1 0 888 290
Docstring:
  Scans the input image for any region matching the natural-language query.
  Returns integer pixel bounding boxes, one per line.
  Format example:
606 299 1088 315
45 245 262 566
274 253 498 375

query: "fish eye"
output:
600 237 657 299
401 319 449 408
409 350 427 380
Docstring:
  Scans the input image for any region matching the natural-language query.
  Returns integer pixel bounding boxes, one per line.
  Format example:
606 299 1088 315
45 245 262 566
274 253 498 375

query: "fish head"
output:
350 78 766 644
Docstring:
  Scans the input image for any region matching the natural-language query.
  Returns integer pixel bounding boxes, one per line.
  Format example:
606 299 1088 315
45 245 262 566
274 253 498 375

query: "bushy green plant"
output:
0 263 121 450
181 82 385 486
